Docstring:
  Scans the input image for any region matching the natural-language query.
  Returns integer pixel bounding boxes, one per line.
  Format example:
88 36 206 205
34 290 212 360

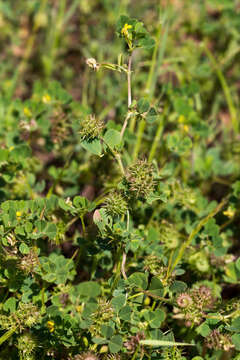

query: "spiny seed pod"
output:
74 352 99 360
103 355 121 360
125 160 155 198
0 303 40 332
205 330 234 351
17 303 40 329
162 346 184 360
94 299 114 322
123 332 145 353
19 119 37 141
104 191 128 216
192 286 214 309
176 293 193 308
17 332 37 360
51 108 69 144
159 221 179 249
79 114 104 140
18 249 39 274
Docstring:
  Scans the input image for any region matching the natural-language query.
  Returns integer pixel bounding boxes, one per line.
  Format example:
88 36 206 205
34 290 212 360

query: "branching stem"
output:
128 52 133 107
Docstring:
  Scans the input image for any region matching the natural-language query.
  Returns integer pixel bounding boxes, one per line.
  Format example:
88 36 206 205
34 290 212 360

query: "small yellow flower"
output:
42 94 51 104
16 211 22 219
183 124 189 132
23 107 32 117
47 320 55 333
223 207 235 218
76 305 82 313
121 23 132 37
9 146 14 151
178 115 185 123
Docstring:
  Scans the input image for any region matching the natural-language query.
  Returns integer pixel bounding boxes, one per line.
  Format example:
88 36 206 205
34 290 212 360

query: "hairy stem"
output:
132 119 146 161
128 52 133 107
121 112 131 139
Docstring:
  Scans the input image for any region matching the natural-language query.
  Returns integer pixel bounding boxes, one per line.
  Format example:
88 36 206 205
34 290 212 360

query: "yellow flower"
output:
223 207 235 218
23 107 32 117
183 124 189 132
16 211 22 219
178 115 185 123
42 94 51 104
47 320 55 333
121 23 132 37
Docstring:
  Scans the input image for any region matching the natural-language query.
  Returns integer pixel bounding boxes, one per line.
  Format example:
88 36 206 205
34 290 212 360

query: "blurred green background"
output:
0 0 240 130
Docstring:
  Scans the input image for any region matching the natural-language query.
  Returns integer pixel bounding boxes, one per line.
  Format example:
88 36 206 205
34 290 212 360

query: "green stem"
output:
127 52 133 108
90 255 98 280
115 153 125 175
132 119 146 161
121 112 131 139
0 327 17 346
203 42 238 134
129 114 137 133
63 0 80 24
111 247 122 291
41 283 46 314
145 17 162 98
169 197 228 276
148 115 164 162
145 9 169 100
131 344 140 360
80 215 86 236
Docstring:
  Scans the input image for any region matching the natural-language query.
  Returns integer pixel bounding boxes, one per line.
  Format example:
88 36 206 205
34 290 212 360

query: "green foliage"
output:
0 1 240 359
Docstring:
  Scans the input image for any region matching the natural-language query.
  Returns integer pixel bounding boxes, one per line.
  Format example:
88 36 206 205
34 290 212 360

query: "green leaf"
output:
101 324 114 339
9 144 31 161
108 335 123 353
45 223 57 240
174 97 192 116
148 277 164 297
0 149 8 163
118 305 131 321
196 322 211 337
236 258 240 272
128 272 148 290
19 243 30 255
3 297 17 313
81 139 102 156
111 295 126 312
103 129 122 150
232 333 240 351
142 309 165 328
76 281 101 297
167 132 192 155
137 98 150 113
137 37 155 50
146 107 158 123
232 181 240 197
134 22 147 35
15 225 25 236
229 317 240 332
169 281 187 294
